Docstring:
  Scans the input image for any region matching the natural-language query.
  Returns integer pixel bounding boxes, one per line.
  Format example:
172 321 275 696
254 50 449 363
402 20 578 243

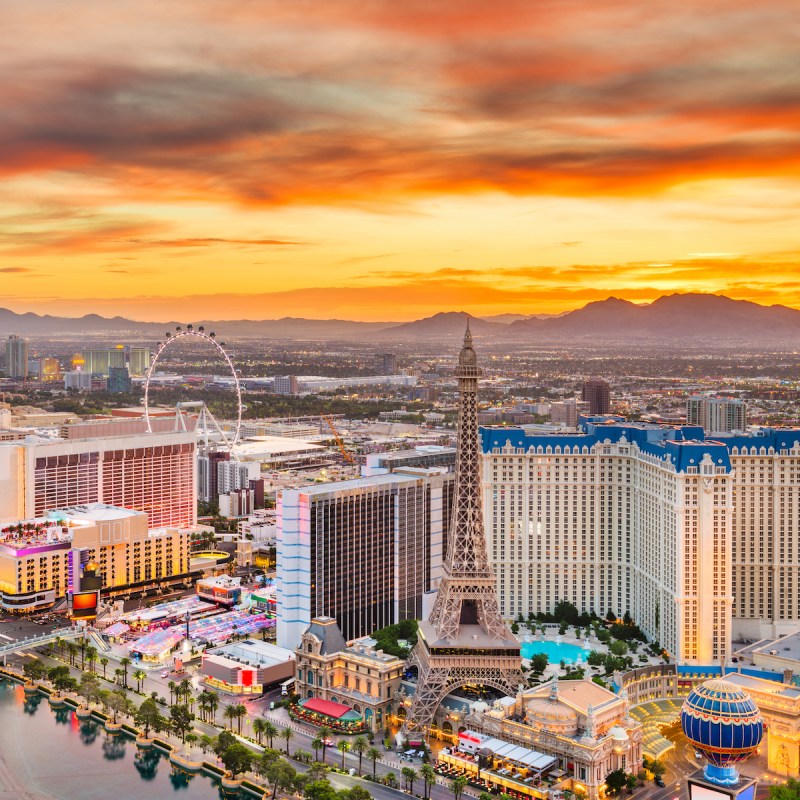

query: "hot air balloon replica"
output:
681 678 763 800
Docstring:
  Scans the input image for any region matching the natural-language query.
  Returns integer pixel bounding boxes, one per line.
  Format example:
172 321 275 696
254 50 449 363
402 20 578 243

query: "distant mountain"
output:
0 309 393 339
379 311 508 338
479 313 530 324
509 293 800 340
3 293 800 342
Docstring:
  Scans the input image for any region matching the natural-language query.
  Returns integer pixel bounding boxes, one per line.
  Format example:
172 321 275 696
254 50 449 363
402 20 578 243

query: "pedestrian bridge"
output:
0 626 87 658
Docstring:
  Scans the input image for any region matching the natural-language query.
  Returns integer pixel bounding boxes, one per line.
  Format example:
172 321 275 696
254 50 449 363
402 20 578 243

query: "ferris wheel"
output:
143 325 243 449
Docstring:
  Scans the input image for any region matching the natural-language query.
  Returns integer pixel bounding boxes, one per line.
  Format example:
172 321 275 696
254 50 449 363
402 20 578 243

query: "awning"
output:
301 697 361 720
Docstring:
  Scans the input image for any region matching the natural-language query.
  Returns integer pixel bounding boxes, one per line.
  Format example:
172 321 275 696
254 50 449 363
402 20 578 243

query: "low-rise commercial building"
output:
201 638 295 696
294 616 405 731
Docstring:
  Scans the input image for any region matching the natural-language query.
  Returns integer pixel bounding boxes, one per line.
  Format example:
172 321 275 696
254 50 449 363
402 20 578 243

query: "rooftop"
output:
209 638 295 667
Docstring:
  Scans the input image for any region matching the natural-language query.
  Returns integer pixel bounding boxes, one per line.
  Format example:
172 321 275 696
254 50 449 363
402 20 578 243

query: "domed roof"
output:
472 699 490 714
609 725 629 742
680 679 763 768
526 697 578 724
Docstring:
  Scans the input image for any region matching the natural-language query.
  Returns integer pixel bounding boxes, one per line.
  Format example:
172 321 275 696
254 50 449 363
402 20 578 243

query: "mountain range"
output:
2 293 800 341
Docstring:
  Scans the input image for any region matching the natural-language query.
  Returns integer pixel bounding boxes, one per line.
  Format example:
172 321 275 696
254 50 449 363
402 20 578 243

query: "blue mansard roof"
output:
480 418 800 473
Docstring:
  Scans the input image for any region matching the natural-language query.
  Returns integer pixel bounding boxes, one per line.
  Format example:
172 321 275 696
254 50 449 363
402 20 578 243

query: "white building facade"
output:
482 421 800 665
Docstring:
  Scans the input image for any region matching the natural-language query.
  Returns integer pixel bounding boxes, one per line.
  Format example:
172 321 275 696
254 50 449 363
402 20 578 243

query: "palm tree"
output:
119 657 131 689
451 775 468 800
320 727 332 764
281 726 294 755
55 636 64 657
402 766 417 795
66 641 78 666
114 668 124 686
235 703 247 735
385 772 398 788
99 657 108 679
167 680 177 705
337 739 349 770
311 736 323 762
79 636 87 670
178 678 192 704
352 735 368 776
85 646 98 674
133 669 146 693
205 689 219 724
420 764 436 799
223 704 238 731
367 746 381 780
252 717 266 745
263 720 278 749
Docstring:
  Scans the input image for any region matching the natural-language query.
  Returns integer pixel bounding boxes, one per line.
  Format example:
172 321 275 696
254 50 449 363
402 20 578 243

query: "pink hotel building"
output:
0 429 197 529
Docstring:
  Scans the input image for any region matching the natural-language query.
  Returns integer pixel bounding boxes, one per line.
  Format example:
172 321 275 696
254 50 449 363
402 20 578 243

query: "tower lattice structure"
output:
402 321 523 735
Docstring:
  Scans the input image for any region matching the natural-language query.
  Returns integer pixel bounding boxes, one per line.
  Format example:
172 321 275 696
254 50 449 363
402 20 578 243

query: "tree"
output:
85 646 99 674
133 669 146 693
78 672 101 706
384 772 398 789
199 734 215 755
337 739 349 770
168 680 177 705
170 704 195 743
530 653 548 674
768 779 800 800
23 658 48 682
649 759 666 778
215 730 237 756
605 769 627 796
263 720 278 749
223 704 238 731
119 657 131 689
511 622 520 635
402 766 417 794
311 736 323 762
220 742 253 778
282 726 295 755
253 718 267 745
609 640 628 657
48 665 77 693
420 763 436 800
135 697 164 738
451 775 468 800
304 779 340 800
99 657 109 679
234 703 247 734
66 641 78 666
320 727 332 764
367 746 381 780
266 760 297 800
625 773 638 793
106 690 128 723
351 735 368 776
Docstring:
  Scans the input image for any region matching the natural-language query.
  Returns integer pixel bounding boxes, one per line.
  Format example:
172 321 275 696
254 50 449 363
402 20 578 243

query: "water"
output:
520 641 591 664
0 678 235 800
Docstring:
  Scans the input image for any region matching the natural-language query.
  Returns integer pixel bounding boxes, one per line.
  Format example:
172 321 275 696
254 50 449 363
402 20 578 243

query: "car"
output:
655 776 665 788
323 738 334 747
694 751 703 759
160 671 169 678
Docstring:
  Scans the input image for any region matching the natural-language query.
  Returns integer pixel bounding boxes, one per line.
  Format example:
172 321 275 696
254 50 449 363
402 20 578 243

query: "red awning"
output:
302 698 353 719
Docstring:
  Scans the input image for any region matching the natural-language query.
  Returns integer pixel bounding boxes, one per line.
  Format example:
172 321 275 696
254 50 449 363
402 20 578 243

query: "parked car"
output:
655 776 665 788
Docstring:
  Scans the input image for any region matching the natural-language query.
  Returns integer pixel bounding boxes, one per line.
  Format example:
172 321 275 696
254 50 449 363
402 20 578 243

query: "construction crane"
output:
323 415 355 463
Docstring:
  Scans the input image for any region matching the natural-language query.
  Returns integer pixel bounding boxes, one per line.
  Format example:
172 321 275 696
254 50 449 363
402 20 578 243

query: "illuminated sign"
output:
70 591 99 619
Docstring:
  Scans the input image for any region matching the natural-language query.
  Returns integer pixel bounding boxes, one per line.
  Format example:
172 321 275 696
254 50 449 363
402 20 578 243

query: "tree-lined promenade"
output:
12 644 456 800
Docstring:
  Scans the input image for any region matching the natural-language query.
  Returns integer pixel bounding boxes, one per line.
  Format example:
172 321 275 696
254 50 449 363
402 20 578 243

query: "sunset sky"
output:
2 0 799 321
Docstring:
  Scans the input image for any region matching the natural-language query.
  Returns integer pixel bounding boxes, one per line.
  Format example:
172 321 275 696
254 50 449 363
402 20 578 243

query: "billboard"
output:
70 590 99 619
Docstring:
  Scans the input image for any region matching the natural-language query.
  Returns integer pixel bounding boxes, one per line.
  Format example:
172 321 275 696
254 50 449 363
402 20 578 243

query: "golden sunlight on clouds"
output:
1 1 799 320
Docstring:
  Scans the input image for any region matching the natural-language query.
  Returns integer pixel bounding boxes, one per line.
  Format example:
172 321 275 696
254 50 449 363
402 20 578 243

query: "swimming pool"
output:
520 640 591 664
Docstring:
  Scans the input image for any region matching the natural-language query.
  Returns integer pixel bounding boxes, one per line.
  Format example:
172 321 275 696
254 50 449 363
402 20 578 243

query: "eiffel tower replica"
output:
402 320 524 735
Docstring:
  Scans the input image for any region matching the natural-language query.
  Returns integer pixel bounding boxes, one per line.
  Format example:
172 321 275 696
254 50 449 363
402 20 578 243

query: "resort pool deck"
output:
520 640 591 664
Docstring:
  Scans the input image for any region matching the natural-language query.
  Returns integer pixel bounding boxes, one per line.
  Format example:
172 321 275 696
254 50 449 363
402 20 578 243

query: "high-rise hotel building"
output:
0 429 197 529
277 465 454 650
483 419 800 665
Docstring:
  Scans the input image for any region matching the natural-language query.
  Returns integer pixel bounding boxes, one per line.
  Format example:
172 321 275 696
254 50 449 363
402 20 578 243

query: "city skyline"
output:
2 1 799 321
